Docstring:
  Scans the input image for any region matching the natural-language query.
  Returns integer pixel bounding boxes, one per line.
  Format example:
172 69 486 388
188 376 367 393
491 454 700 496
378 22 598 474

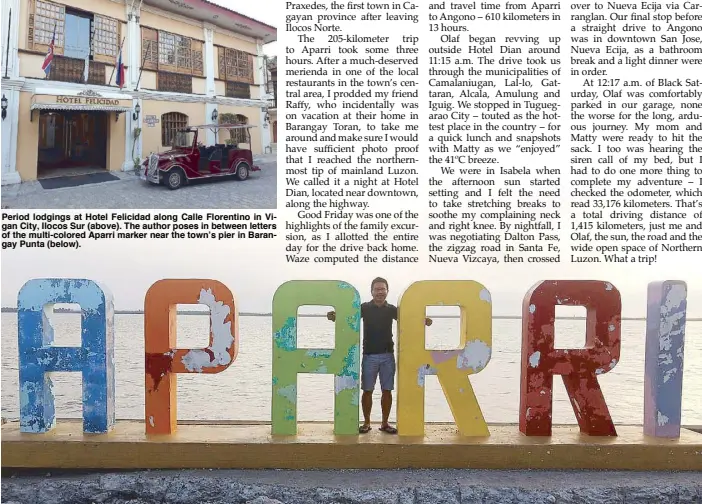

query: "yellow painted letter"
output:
397 280 492 437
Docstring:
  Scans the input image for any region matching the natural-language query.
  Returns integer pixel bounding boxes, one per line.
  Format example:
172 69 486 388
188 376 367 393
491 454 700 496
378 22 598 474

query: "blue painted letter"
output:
18 279 115 433
643 281 687 438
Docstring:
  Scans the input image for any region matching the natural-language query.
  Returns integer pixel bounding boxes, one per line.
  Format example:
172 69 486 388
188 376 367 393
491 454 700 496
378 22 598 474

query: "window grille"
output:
161 112 189 146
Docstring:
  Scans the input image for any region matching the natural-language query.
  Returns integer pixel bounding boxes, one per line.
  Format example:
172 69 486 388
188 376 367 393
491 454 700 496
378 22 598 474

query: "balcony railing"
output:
157 71 193 94
226 81 251 100
49 56 106 85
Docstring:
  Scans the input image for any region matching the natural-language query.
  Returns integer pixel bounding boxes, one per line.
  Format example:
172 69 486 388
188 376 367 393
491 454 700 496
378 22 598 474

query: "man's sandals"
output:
358 424 397 434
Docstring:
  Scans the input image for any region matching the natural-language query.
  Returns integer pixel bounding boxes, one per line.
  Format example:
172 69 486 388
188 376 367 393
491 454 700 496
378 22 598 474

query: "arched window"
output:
161 112 189 147
230 114 248 145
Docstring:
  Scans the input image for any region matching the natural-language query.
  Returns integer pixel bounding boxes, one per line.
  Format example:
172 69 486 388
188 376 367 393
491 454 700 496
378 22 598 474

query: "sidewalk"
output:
2 468 700 503
1 154 277 210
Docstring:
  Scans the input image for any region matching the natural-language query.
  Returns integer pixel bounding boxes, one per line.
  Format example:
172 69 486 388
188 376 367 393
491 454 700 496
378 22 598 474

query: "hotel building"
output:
0 0 276 184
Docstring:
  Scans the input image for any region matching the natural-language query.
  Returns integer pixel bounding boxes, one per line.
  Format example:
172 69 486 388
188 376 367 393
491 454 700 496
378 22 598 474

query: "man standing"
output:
327 277 432 434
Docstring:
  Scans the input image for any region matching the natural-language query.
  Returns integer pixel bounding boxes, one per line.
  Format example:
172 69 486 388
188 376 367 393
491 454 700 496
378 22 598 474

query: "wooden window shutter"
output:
157 30 178 73
27 0 35 51
217 46 226 80
191 39 203 76
93 14 120 64
141 27 158 71
28 0 65 55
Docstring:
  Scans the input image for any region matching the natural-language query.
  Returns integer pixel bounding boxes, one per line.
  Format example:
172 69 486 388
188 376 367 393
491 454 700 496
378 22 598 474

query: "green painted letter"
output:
272 280 361 435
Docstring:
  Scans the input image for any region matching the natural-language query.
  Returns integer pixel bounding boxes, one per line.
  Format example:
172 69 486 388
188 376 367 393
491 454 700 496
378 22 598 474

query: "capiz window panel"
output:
93 15 119 61
218 47 253 84
29 0 65 51
141 27 158 71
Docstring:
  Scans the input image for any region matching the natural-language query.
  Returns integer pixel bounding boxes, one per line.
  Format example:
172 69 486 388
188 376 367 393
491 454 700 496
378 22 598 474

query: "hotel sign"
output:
31 89 132 110
56 95 120 106
14 278 690 441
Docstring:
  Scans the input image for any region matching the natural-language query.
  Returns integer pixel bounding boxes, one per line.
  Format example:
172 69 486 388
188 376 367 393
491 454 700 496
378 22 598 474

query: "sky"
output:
208 0 278 56
2 234 700 318
1 0 701 318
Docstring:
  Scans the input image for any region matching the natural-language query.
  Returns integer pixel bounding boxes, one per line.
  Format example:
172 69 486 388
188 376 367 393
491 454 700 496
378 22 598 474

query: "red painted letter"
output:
144 279 238 435
519 280 621 436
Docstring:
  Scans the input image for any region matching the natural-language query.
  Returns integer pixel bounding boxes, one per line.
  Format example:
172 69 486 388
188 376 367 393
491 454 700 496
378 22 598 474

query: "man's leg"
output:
362 390 373 427
360 354 379 432
378 353 397 433
381 390 392 426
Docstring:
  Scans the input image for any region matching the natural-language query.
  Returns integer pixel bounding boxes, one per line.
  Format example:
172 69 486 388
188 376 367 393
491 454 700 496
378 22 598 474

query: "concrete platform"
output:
1 468 701 504
3 420 702 471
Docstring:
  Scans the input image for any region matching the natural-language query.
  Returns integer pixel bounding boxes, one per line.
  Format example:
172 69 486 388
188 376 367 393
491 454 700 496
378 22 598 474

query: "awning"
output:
31 102 132 112
31 87 134 113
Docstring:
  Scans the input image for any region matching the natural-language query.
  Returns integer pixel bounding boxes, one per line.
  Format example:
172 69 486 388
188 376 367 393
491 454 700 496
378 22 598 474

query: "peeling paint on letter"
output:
417 364 437 387
456 340 491 372
644 281 687 438
181 288 234 372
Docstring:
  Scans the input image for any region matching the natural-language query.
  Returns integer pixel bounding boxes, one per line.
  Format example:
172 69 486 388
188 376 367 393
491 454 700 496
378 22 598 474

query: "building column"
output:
2 0 21 79
1 0 23 184
123 1 142 171
126 1 141 90
204 25 216 98
1 86 22 185
204 102 217 145
256 42 271 155
123 97 143 171
204 25 216 146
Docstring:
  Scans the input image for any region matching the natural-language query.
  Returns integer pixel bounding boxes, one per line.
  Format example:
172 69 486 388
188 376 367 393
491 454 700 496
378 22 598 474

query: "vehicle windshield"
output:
171 131 195 149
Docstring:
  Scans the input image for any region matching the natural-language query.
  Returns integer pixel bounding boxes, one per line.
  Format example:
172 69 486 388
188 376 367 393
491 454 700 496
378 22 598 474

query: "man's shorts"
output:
361 353 396 392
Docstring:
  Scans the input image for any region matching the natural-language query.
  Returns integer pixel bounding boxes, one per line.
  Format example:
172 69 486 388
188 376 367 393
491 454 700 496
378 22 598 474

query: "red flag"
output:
41 25 56 76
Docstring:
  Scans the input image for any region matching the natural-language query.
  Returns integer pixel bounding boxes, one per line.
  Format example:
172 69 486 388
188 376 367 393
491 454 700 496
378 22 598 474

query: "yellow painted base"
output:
3 420 701 470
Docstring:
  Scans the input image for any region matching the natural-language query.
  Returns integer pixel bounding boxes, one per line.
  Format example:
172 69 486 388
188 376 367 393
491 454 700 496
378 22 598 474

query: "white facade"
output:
0 0 273 185
1 0 22 185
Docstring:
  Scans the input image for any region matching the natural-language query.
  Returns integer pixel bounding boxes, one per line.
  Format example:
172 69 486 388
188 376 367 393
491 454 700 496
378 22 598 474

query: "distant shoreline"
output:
2 308 700 321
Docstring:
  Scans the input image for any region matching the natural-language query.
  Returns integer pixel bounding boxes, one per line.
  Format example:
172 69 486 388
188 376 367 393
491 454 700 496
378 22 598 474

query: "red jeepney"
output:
140 124 260 190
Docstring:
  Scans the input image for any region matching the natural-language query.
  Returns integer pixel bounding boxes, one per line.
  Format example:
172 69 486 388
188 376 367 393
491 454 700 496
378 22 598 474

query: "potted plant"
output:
132 127 142 173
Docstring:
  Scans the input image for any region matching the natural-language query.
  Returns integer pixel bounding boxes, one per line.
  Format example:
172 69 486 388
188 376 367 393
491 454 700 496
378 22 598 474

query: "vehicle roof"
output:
183 124 258 130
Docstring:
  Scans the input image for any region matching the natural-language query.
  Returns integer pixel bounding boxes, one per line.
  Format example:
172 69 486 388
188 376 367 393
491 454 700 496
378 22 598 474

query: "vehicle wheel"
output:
167 169 184 190
235 163 249 181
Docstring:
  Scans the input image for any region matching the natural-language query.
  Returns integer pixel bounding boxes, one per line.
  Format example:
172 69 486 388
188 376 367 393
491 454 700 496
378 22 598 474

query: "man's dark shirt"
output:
361 301 398 355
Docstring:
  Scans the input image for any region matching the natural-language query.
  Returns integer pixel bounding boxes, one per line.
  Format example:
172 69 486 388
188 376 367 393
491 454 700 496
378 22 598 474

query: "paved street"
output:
1 154 277 210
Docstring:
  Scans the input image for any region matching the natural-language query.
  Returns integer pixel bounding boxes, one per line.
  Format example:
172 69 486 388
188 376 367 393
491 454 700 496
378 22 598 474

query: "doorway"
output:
37 110 108 178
